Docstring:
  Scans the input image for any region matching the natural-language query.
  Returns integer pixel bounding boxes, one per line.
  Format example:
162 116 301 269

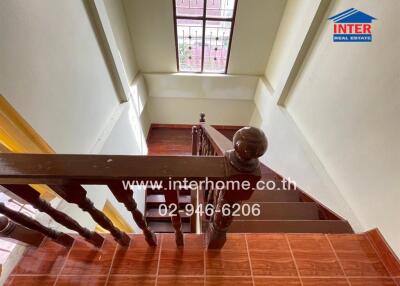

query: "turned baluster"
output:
49 184 130 246
3 184 104 248
0 203 74 247
0 216 45 247
206 127 268 249
164 189 184 246
107 182 157 246
192 126 198 155
206 190 236 248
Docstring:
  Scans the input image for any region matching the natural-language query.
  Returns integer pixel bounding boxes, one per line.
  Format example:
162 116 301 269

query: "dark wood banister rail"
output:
0 155 226 184
193 113 268 248
0 113 267 249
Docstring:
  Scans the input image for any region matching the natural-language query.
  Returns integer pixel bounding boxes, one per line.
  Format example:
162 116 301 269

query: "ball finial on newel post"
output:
226 127 268 172
199 112 206 123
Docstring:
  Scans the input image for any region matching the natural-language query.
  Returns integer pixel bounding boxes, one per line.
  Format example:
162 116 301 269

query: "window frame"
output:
173 0 238 74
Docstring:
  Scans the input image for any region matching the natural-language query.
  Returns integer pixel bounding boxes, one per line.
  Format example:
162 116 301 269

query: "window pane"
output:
203 20 231 73
206 0 236 18
175 0 204 17
177 19 203 72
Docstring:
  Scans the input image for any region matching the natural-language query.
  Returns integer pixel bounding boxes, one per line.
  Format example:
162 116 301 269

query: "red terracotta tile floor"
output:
5 233 399 285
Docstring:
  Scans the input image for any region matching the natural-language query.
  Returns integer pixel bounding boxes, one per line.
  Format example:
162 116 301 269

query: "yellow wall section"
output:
0 95 56 200
95 200 134 233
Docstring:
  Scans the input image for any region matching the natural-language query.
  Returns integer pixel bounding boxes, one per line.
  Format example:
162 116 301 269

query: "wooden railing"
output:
0 113 267 249
192 113 268 248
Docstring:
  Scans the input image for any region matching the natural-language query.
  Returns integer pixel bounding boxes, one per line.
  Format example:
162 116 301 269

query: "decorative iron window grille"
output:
173 0 238 73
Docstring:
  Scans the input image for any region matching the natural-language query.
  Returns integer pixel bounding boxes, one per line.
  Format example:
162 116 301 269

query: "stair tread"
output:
148 221 191 233
239 202 320 220
147 188 191 195
249 190 300 202
146 194 191 204
228 220 353 233
146 208 191 219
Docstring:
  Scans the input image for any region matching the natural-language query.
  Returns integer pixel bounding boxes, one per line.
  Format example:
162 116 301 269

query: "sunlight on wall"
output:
130 80 145 115
127 78 148 155
127 91 148 155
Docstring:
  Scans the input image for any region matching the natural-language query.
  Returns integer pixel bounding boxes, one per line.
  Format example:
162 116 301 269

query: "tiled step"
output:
146 188 191 196
146 208 191 221
248 190 300 202
145 194 191 206
229 220 354 233
9 231 399 285
243 202 320 220
148 221 191 233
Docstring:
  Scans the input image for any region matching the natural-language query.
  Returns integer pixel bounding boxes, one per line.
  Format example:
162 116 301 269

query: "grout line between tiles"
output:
204 243 206 286
52 239 76 286
10 274 397 278
285 234 304 286
155 234 163 285
326 234 351 286
104 238 119 286
244 234 255 286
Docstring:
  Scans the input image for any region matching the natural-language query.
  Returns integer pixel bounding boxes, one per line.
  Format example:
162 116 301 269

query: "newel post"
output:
199 112 206 123
206 127 268 249
198 112 206 155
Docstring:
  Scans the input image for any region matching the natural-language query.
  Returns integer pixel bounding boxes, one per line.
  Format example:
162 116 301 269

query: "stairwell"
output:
145 125 353 235
2 124 400 286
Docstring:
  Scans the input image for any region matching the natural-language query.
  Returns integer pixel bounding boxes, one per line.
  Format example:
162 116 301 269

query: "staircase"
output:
229 163 353 233
145 124 353 234
2 121 400 286
145 187 192 233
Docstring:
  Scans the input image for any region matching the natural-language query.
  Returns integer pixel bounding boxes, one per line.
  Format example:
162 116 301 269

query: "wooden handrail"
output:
200 124 232 155
0 154 226 185
0 113 267 249
193 113 268 248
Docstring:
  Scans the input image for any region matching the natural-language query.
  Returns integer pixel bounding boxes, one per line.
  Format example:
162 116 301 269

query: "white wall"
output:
251 80 362 231
285 0 400 256
103 0 138 83
0 0 120 154
247 0 367 239
265 0 321 90
228 0 286 75
144 73 258 100
0 0 150 236
148 96 254 126
55 79 150 235
143 74 258 124
123 0 176 73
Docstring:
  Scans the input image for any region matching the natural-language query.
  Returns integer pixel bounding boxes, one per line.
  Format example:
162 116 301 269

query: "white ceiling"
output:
123 0 287 75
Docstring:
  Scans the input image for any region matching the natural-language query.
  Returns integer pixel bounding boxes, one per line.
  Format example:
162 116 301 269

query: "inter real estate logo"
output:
328 8 376 42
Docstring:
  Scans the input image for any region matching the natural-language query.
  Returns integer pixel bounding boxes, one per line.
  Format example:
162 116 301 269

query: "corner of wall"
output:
253 79 362 231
